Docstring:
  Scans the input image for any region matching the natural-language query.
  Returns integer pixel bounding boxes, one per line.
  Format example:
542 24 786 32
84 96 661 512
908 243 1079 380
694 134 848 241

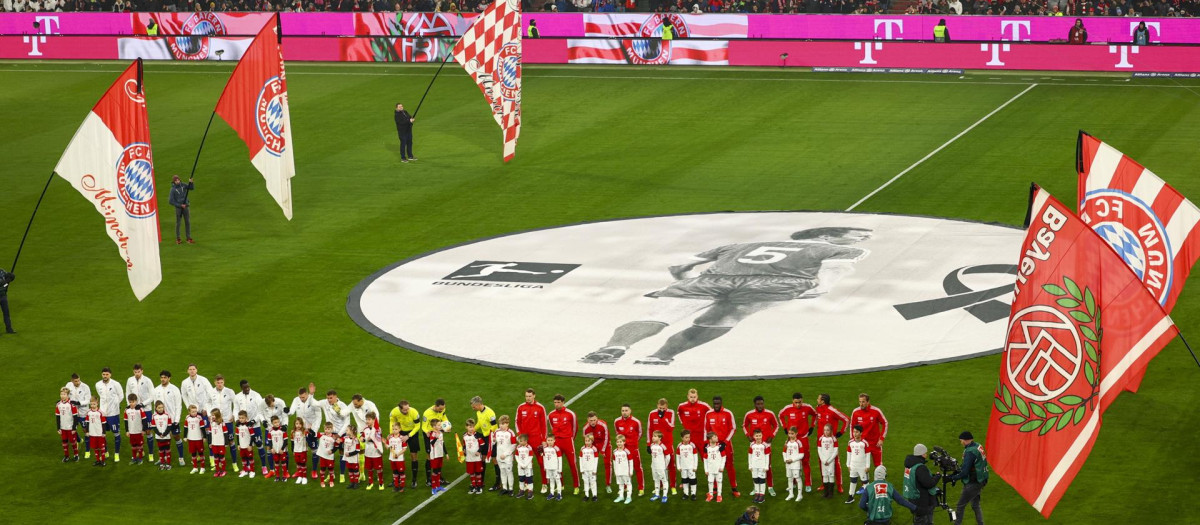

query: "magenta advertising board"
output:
3 12 1199 44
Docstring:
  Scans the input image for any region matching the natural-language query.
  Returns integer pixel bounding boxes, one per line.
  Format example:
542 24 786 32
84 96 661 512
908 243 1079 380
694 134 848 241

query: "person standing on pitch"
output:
169 175 195 244
394 103 416 163
0 268 14 334
950 431 988 525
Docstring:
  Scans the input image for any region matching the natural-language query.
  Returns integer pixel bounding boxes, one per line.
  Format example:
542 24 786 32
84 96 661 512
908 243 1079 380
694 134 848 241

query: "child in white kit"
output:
676 430 699 500
611 434 633 504
748 429 771 504
817 423 839 498
845 425 870 504
579 433 600 501
648 430 672 503
490 415 517 495
782 426 805 502
514 434 535 499
542 435 564 500
702 431 728 502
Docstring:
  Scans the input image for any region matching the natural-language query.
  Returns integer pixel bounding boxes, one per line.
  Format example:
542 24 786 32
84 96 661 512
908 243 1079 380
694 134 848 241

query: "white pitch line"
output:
390 377 607 525
845 83 1038 211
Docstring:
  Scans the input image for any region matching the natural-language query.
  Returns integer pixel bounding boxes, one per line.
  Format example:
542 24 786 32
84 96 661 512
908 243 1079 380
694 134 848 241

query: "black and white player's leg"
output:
635 301 780 365
580 298 712 364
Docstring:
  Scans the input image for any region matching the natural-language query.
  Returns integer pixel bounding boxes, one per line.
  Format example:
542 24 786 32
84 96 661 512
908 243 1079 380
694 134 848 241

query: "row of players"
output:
55 365 891 503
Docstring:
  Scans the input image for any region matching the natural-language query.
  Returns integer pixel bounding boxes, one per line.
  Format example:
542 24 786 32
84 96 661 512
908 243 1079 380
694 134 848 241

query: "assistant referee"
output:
471 396 499 490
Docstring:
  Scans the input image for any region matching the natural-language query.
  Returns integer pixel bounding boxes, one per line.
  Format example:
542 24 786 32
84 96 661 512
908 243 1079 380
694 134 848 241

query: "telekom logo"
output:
23 15 59 56
1109 45 1139 68
981 20 1030 67
855 19 902 65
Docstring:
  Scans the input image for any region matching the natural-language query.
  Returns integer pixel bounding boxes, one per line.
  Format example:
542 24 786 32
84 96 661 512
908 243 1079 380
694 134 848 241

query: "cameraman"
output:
949 431 987 525
904 444 942 525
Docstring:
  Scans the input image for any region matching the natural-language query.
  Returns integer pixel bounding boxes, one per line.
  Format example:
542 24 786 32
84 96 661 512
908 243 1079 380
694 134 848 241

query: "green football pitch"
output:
1 61 1198 525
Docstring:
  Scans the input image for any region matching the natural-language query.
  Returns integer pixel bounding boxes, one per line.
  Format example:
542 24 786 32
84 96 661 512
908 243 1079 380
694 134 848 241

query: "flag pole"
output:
188 110 217 183
10 171 56 273
1176 331 1200 369
413 43 455 119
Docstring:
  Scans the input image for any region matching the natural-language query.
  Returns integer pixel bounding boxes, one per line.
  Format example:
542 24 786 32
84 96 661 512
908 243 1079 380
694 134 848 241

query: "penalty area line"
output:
845 83 1037 212
389 377 607 525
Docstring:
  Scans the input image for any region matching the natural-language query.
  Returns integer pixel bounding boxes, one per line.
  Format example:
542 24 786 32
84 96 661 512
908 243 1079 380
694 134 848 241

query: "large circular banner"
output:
349 212 1024 380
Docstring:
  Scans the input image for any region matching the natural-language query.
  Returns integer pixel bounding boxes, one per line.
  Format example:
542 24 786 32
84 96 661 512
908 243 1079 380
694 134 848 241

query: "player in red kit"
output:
704 395 739 497
815 393 850 493
677 389 711 454
743 395 780 496
850 393 888 467
646 398 676 493
56 388 79 462
613 404 645 495
778 392 818 492
514 388 549 492
548 394 580 493
582 412 611 493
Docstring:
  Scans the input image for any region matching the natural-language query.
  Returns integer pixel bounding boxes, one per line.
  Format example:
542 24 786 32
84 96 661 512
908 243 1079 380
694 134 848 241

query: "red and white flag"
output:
214 14 295 219
452 0 521 162
1076 132 1200 392
568 14 747 65
987 186 1178 517
53 61 162 301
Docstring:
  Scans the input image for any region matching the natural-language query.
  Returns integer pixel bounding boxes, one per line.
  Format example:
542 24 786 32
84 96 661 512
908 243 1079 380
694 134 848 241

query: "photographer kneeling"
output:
859 465 916 525
904 444 942 525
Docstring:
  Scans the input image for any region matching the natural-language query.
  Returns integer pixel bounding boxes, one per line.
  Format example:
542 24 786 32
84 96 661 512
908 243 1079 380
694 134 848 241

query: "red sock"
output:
433 471 442 489
62 440 70 458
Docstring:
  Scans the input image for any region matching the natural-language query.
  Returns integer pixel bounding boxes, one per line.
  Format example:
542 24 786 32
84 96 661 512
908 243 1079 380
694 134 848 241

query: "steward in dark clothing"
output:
394 104 415 162
169 176 194 244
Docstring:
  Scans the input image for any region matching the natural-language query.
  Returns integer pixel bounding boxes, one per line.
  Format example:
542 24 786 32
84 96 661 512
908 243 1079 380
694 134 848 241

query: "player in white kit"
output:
515 434 535 499
648 430 672 503
542 435 564 501
748 429 772 504
490 415 518 496
817 424 839 498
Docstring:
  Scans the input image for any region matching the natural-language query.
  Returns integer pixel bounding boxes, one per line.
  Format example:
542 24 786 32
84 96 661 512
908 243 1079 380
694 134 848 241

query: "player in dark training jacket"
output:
581 227 871 366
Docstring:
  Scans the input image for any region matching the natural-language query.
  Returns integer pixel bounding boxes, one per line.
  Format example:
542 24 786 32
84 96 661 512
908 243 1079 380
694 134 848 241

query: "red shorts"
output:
347 462 360 471
240 447 253 459
128 433 144 446
390 460 406 472
211 445 227 457
430 457 444 470
156 439 171 450
366 456 383 470
294 452 308 465
319 457 336 469
188 440 204 454
466 461 483 474
274 452 288 463
60 429 76 441
89 436 106 449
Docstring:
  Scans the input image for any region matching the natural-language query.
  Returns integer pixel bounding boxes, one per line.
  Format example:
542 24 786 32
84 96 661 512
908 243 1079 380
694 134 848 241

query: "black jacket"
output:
395 110 413 133
904 454 941 514
733 513 758 525
0 269 12 297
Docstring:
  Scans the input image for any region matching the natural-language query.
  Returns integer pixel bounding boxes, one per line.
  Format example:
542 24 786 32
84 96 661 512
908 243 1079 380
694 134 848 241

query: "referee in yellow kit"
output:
389 400 422 487
421 399 449 486
471 396 499 491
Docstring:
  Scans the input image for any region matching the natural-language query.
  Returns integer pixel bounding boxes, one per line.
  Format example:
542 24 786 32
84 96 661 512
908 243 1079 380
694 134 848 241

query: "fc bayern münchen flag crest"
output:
452 0 521 162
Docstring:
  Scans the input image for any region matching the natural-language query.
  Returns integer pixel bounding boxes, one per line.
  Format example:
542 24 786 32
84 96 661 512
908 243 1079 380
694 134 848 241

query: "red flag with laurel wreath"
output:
1076 131 1200 393
987 185 1178 518
452 0 521 162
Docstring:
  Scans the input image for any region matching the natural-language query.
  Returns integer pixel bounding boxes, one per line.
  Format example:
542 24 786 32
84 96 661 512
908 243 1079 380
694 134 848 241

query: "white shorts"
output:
499 460 513 470
786 466 801 477
616 475 631 485
680 469 696 479
652 467 667 479
849 464 870 480
751 467 767 479
518 466 533 477
582 469 597 478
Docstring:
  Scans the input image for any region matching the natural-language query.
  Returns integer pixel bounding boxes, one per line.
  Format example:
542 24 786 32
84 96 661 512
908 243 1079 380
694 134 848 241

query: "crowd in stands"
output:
1 0 1196 17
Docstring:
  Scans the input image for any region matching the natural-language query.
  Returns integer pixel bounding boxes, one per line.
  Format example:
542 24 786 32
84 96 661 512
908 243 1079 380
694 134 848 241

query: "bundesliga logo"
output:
1079 191 1173 305
623 14 689 66
255 76 288 157
115 143 156 219
497 43 521 103
169 12 227 61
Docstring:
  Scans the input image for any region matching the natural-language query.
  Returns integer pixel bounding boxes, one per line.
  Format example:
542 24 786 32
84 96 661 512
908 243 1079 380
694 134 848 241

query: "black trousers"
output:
954 482 984 525
397 131 413 159
0 294 11 332
175 206 191 240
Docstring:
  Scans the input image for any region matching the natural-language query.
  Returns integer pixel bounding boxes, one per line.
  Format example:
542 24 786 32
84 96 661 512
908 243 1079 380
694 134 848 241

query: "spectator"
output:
1068 18 1087 44
946 0 962 14
1134 21 1150 44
